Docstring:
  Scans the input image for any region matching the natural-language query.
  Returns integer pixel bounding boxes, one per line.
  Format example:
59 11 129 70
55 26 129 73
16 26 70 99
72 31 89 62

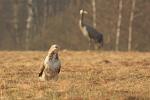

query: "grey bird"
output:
79 9 103 49
38 44 61 81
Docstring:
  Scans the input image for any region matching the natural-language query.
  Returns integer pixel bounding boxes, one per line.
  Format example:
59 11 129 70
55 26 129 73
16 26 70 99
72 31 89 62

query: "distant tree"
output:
128 0 136 51
13 0 19 49
0 0 3 47
92 0 96 28
115 0 123 51
26 0 33 50
43 0 48 31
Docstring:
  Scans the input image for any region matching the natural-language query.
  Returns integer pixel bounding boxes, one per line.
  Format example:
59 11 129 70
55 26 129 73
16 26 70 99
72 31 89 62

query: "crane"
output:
79 9 103 49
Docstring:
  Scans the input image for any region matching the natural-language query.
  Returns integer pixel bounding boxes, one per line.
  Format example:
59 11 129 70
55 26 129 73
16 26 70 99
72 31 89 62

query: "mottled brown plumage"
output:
39 44 61 81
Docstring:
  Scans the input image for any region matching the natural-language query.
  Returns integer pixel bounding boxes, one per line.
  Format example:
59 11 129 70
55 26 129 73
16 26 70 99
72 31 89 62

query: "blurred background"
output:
0 0 149 51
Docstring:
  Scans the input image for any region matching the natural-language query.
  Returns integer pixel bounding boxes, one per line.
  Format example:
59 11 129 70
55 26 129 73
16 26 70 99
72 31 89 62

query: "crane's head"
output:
48 44 60 54
80 9 88 15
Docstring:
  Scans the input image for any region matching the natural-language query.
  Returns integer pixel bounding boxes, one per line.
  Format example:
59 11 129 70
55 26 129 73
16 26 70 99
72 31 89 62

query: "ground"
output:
0 51 150 100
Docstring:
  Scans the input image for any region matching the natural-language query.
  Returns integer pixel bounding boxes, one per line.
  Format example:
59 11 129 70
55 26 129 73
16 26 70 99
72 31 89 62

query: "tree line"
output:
0 0 149 51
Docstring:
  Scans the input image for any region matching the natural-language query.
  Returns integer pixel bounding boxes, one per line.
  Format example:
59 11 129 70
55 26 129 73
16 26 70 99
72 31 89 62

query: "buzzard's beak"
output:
54 48 59 53
48 44 60 55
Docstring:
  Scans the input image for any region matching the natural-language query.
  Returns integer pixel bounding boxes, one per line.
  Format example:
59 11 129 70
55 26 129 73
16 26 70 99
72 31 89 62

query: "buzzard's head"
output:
48 44 60 55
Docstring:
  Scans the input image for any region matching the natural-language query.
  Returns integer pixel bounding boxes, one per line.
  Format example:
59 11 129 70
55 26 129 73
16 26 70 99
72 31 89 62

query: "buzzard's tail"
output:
38 63 45 77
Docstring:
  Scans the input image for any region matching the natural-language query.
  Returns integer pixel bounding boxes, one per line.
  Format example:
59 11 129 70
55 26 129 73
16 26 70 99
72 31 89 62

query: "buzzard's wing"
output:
39 62 45 77
57 65 61 73
56 61 61 74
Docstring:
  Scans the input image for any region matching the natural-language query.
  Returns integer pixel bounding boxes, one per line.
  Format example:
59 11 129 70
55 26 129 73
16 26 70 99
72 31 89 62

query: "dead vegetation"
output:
0 51 150 100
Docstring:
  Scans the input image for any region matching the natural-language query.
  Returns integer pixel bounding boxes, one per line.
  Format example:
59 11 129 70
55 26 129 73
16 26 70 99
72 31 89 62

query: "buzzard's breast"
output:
51 59 61 72
44 56 61 72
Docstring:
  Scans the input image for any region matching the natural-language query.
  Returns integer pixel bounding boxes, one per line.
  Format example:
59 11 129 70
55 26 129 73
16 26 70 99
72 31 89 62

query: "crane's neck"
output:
79 13 84 27
79 13 90 39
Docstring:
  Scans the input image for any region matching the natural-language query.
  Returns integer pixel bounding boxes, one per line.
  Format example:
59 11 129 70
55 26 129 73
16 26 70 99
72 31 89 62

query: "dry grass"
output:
0 51 150 100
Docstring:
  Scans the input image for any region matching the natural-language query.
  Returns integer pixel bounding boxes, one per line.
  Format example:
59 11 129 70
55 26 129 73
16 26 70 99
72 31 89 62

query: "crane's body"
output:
79 9 103 49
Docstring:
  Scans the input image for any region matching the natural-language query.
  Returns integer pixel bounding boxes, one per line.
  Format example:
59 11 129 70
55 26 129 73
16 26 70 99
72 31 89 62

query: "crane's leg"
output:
98 42 103 49
94 44 99 50
94 41 103 50
88 39 92 49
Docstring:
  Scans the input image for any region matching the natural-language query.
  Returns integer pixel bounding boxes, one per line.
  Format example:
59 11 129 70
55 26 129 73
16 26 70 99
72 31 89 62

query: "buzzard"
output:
38 44 61 81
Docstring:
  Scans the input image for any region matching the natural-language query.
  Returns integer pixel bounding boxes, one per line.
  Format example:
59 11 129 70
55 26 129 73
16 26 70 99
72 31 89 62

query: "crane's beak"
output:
84 11 88 14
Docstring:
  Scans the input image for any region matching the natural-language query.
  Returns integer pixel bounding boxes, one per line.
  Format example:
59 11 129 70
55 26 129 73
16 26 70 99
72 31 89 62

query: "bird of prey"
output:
38 44 61 81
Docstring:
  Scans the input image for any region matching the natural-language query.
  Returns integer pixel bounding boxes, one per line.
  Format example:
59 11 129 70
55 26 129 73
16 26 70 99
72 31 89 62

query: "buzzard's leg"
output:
53 74 59 81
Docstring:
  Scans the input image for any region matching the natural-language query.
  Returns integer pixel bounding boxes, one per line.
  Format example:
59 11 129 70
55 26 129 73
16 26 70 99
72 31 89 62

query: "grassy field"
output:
0 51 150 100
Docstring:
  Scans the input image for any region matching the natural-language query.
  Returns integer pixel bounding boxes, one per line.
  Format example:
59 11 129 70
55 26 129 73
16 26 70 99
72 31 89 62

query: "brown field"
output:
0 51 150 100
